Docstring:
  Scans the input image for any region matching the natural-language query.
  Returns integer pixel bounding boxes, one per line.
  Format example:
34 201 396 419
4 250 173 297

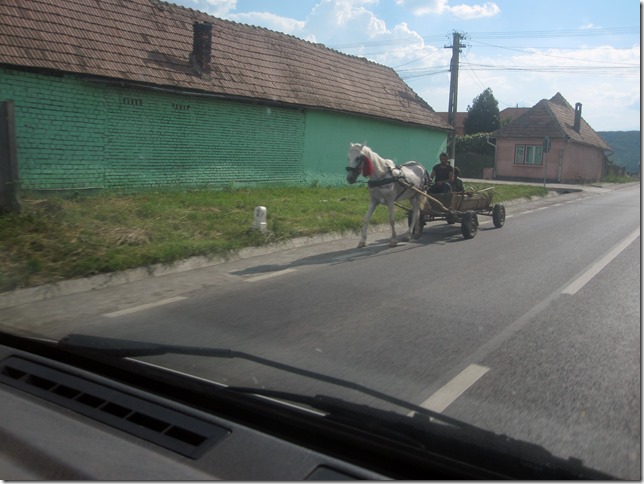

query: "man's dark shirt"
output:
432 163 453 183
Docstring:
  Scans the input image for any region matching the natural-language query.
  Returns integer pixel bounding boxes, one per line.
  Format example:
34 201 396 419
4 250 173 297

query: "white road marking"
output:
562 229 640 295
245 268 296 282
104 296 188 318
417 364 490 413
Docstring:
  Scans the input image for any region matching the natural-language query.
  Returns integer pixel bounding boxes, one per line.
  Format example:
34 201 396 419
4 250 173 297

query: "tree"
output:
463 88 500 135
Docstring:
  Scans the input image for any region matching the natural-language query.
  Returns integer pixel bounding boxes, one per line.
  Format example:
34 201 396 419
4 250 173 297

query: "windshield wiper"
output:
224 387 614 480
57 334 613 479
58 333 464 427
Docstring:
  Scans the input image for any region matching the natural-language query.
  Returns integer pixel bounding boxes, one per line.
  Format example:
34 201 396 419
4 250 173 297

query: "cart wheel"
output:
461 211 478 239
492 203 506 228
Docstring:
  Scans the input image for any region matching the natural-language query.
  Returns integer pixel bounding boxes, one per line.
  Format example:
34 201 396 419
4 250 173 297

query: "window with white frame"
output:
514 144 543 165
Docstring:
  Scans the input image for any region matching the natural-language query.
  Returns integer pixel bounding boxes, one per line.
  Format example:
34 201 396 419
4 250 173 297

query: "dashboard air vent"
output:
0 356 229 458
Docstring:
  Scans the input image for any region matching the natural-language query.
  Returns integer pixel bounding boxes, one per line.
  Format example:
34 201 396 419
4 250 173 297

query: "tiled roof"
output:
0 0 452 131
499 107 530 122
494 93 611 150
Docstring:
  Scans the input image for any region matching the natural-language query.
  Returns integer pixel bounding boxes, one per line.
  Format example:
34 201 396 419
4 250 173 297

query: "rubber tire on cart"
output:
461 210 478 239
492 203 506 228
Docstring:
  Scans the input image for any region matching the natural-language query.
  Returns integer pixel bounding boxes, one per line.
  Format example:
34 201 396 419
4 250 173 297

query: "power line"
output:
460 51 513 108
467 26 638 40
468 39 640 66
398 64 638 80
329 26 638 51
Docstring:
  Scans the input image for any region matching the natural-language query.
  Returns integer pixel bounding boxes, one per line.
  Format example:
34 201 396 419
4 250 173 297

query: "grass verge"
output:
1 183 548 291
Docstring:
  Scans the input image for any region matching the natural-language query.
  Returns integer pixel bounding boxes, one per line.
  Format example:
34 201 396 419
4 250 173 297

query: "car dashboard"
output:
0 339 387 480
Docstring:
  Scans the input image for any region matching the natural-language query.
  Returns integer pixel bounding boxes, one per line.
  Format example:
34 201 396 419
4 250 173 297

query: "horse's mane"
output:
360 145 395 173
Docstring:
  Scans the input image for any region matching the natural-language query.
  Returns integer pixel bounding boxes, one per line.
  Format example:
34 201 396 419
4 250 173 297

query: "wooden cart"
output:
403 187 506 240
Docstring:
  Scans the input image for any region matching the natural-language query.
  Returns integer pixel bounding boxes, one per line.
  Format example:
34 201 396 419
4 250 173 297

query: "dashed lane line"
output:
562 229 640 295
244 268 297 282
416 364 490 414
104 296 188 318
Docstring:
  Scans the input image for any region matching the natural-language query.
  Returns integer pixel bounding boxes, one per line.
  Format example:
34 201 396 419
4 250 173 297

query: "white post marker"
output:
253 206 267 232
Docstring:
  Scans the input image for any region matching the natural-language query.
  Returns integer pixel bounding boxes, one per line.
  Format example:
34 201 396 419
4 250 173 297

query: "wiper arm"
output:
58 333 465 428
225 387 614 480
228 387 437 447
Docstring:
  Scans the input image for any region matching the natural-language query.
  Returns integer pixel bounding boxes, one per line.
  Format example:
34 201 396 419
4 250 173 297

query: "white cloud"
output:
298 0 391 46
448 2 500 19
396 0 500 19
202 0 237 17
398 0 449 15
229 11 305 34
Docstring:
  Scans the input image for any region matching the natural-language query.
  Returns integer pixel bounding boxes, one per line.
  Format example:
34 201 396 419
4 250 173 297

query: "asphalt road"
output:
1 183 640 478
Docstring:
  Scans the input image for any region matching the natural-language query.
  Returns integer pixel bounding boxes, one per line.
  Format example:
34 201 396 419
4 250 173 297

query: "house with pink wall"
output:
492 93 612 183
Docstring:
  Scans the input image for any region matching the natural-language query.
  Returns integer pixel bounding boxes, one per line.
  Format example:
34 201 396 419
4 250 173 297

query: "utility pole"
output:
445 31 466 163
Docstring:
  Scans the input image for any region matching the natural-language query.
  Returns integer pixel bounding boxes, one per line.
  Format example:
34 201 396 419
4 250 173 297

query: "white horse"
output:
346 143 428 248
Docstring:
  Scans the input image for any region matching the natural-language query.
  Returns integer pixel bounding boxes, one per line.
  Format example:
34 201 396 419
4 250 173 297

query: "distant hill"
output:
598 131 640 174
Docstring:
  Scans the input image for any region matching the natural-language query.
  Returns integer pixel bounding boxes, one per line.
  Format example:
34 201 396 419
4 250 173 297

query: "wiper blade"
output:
225 387 614 480
229 387 429 446
58 333 464 428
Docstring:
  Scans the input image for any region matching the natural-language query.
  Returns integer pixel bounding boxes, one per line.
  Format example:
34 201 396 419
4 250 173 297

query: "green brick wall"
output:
303 110 448 186
1 69 107 190
1 67 447 190
1 68 305 190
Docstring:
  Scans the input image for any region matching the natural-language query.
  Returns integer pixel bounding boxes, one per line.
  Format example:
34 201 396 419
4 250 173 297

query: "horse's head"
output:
346 143 372 184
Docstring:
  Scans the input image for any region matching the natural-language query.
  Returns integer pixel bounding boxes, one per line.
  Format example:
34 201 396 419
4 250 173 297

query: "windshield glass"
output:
0 0 640 479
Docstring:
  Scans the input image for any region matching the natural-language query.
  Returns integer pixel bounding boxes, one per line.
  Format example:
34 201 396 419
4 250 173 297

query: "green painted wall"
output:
1 69 107 190
1 67 447 190
1 68 305 190
302 110 448 186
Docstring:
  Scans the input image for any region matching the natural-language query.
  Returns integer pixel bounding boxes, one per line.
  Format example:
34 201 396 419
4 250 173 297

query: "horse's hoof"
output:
401 236 411 242
389 241 398 247
358 241 366 248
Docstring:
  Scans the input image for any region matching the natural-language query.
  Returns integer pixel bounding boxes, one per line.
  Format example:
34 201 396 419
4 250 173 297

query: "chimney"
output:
190 21 212 75
573 102 582 132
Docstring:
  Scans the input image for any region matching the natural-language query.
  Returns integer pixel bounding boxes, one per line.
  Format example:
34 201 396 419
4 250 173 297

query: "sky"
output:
170 0 640 131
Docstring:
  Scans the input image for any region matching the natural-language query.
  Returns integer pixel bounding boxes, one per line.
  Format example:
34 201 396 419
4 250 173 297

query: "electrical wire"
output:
329 27 638 51
468 39 640 66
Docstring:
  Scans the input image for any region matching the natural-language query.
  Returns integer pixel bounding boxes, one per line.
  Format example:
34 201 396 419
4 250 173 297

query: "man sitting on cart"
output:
429 153 453 193
452 166 465 192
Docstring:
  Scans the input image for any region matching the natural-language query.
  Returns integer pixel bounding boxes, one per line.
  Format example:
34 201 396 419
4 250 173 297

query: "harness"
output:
367 165 417 201
367 172 400 188
347 156 427 200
